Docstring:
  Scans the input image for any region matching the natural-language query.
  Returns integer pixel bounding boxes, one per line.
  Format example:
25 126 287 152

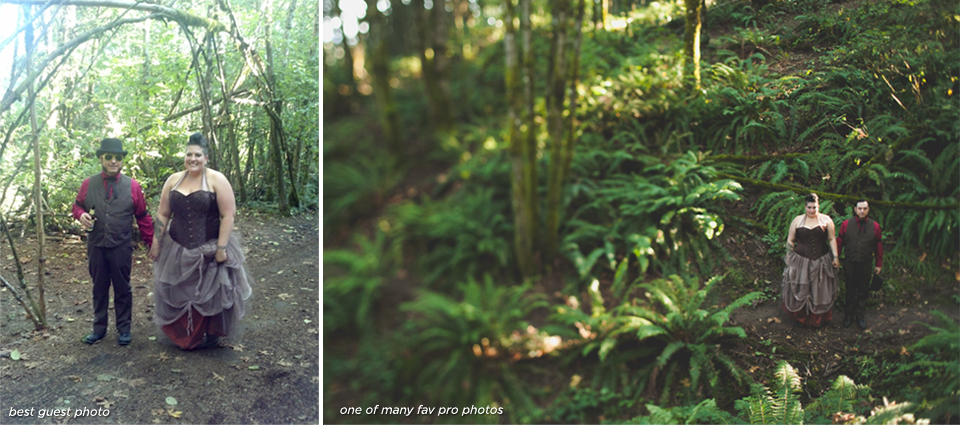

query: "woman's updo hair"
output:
804 193 819 204
187 132 209 156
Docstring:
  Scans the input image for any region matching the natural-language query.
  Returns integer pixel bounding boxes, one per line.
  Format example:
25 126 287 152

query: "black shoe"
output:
843 318 852 328
81 333 105 344
857 318 867 330
197 335 220 349
118 333 131 346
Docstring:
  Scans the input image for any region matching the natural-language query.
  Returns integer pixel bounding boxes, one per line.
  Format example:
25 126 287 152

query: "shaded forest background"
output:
324 0 958 423
0 0 318 329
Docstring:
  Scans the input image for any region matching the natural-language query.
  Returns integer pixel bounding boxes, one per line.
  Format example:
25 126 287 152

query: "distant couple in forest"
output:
73 134 252 349
780 193 883 330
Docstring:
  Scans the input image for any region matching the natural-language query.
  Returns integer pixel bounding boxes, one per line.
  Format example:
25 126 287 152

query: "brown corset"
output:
168 190 221 250
794 226 831 260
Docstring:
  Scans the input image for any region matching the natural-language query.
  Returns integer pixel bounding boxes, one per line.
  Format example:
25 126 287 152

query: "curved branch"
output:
716 173 959 211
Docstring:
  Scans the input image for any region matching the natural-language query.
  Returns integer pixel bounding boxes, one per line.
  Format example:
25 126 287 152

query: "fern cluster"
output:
397 276 547 423
553 275 762 405
565 150 742 280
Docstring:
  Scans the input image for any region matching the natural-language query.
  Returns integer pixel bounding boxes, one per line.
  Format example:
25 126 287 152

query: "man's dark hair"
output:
804 193 819 204
187 132 209 156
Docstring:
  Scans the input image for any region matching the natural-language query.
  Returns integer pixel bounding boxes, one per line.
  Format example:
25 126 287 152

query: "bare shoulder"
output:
164 171 184 188
206 169 231 191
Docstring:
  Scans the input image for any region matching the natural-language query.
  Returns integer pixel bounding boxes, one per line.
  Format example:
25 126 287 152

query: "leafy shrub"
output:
322 230 397 336
554 275 762 405
895 310 960 422
398 276 549 423
565 151 742 279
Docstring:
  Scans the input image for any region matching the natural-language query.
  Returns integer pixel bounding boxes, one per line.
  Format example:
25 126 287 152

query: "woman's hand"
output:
215 247 227 263
148 242 159 261
832 258 840 268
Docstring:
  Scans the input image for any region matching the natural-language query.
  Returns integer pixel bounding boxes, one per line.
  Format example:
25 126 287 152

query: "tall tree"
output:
505 0 587 278
683 0 703 90
364 0 403 159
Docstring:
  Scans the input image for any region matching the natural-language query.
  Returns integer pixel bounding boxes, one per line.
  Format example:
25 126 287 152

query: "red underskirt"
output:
162 308 225 350
781 301 833 327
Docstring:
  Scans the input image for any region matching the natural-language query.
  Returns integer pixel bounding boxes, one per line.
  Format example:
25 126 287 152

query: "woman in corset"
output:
148 133 252 350
781 193 839 327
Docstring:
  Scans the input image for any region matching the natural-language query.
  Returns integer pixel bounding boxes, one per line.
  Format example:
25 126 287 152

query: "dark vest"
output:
844 217 876 262
84 174 135 248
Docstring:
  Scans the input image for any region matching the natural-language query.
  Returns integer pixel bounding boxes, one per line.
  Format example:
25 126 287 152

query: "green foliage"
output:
398 276 547 423
323 155 403 236
322 230 397 336
624 398 741 424
566 151 742 279
804 375 871 424
555 275 762 405
895 310 960 422
550 385 636 423
388 148 513 286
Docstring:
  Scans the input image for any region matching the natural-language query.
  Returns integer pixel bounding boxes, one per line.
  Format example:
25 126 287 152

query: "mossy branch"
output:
716 173 959 211
709 153 808 164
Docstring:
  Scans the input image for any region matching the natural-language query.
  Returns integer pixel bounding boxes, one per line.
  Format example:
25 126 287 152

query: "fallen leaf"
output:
248 365 260 370
10 350 20 361
900 346 909 355
767 317 781 324
97 399 115 409
165 396 178 406
67 375 82 383
258 350 272 356
166 408 182 418
749 366 760 373
212 372 224 381
113 390 129 398
277 293 292 301
230 344 244 352
157 352 169 362
277 360 293 367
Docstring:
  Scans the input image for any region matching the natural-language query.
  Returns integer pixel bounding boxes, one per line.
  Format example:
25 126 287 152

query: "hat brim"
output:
96 149 128 157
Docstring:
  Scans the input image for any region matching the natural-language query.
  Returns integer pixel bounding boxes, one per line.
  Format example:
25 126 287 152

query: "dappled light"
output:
324 0 958 422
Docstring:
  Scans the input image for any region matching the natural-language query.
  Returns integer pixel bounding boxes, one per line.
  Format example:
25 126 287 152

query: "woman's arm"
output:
211 170 236 262
786 216 799 251
148 174 177 260
826 216 839 267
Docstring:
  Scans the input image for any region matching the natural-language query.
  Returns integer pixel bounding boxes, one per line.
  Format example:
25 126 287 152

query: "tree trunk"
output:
543 0 572 267
683 0 702 91
23 4 46 329
366 0 403 159
504 0 537 279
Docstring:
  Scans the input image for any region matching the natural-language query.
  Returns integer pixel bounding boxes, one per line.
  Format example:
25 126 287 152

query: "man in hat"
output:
837 199 883 330
72 138 154 345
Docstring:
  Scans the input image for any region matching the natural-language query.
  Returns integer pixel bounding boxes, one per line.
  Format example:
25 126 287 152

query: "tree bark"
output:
365 0 403 159
543 0 572 267
683 0 702 90
505 0 537 279
23 4 46 329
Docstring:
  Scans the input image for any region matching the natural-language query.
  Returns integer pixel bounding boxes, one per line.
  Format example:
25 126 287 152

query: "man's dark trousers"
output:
88 244 132 335
844 260 871 320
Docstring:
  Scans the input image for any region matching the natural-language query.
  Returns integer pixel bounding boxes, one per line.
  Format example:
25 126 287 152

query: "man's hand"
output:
874 266 881 275
79 212 95 229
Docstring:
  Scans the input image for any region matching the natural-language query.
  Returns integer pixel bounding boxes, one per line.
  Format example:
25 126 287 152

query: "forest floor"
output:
0 210 320 424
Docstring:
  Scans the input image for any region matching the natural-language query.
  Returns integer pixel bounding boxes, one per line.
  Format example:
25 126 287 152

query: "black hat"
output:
96 138 127 157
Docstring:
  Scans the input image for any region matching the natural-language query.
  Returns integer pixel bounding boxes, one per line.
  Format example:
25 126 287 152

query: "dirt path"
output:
0 211 319 424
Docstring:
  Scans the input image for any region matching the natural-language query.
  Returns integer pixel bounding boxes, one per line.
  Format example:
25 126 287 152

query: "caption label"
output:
340 405 503 417
9 407 111 419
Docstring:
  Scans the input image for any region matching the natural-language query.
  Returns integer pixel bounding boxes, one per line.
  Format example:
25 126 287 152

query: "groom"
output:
72 138 154 345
